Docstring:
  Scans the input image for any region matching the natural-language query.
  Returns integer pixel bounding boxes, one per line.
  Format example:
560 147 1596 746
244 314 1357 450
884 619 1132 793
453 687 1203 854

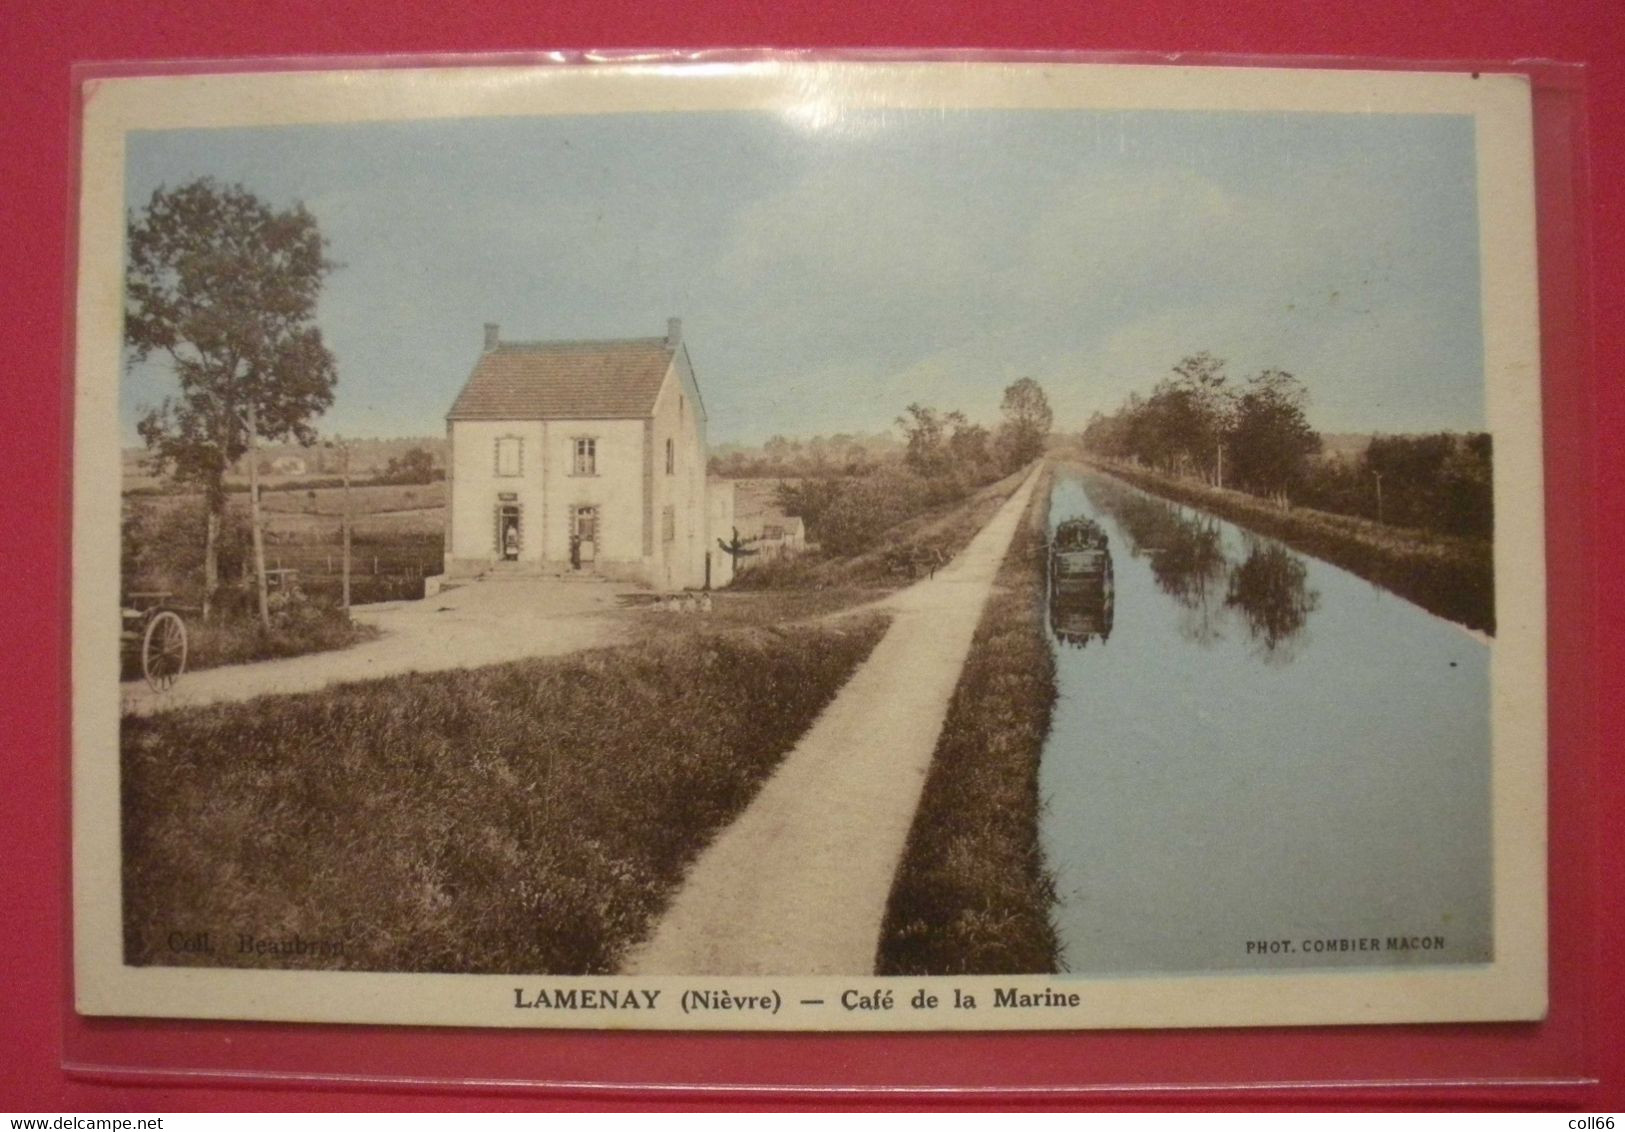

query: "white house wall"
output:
447 417 646 577
540 417 646 570
447 419 548 564
649 349 710 590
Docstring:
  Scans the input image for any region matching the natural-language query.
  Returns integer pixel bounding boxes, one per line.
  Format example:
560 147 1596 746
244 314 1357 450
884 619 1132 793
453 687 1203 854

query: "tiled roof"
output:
447 338 674 421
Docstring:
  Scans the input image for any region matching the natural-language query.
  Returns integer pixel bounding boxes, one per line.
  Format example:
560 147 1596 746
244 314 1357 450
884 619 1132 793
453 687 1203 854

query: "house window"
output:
665 437 675 475
763 523 784 540
495 436 523 477
662 504 676 543
573 437 597 476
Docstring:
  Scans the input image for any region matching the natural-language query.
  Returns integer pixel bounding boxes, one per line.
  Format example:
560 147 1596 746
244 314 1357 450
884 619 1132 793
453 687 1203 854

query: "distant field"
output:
122 437 448 490
257 482 445 540
130 480 442 516
126 481 446 601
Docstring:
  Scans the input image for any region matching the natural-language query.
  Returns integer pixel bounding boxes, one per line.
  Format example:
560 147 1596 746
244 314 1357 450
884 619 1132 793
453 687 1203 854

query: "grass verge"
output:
826 465 1034 586
122 612 891 974
733 464 1036 591
1084 458 1495 634
188 609 380 671
625 586 891 638
876 465 1062 975
121 607 380 682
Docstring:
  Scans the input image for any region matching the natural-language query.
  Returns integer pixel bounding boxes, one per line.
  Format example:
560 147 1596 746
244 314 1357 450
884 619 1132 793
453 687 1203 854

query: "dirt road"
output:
119 576 633 717
624 464 1044 976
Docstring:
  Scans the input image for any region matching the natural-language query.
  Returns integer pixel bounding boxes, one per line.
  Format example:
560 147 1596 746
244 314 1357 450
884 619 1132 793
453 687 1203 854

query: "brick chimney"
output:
666 317 682 349
483 322 500 352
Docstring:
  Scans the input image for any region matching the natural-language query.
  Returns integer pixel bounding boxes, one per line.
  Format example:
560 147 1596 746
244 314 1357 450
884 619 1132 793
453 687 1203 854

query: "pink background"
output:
3 1 1620 1111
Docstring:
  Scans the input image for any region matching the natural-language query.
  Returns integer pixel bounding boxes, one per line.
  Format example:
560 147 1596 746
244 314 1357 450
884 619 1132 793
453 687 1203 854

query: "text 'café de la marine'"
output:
443 318 736 592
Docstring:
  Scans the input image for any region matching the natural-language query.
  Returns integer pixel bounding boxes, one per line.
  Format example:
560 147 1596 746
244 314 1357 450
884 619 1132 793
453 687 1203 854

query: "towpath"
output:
625 463 1044 976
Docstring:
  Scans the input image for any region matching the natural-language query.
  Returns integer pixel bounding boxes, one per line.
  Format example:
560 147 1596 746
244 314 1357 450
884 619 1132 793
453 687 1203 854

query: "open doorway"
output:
571 505 598 570
499 504 521 561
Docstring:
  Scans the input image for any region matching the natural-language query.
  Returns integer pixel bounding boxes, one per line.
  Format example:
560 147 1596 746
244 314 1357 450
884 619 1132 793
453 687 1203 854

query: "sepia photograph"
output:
72 59 1547 1030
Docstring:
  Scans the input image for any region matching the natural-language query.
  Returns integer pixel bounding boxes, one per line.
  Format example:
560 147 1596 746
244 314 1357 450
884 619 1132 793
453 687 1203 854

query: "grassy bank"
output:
1084 458 1495 634
121 606 379 683
625 586 891 637
122 612 890 974
191 608 379 671
734 464 1035 591
877 466 1061 975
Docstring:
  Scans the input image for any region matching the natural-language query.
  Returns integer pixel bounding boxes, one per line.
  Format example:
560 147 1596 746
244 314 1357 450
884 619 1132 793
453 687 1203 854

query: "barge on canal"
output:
1049 516 1115 647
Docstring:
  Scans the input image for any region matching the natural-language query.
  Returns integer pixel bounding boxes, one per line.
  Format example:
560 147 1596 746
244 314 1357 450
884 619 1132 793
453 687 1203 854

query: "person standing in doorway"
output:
569 532 581 571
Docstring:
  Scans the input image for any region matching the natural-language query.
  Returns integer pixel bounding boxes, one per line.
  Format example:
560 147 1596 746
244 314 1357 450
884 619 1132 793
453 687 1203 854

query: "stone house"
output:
730 482 807 560
444 318 725 590
751 514 805 559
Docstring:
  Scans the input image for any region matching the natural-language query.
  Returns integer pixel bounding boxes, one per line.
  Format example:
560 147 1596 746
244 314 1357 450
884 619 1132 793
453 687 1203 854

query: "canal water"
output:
1040 469 1491 973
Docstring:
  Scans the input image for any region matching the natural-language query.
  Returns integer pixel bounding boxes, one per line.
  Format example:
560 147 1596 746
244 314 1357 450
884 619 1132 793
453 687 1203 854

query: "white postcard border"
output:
72 58 1547 1031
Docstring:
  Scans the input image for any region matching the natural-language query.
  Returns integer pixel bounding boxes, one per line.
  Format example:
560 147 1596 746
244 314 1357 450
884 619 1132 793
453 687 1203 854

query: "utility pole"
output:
340 437 352 611
245 404 271 630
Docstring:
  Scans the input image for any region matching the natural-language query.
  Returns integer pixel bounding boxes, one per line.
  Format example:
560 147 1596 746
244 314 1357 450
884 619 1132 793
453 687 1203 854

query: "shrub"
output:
1295 433 1493 539
122 498 252 600
816 471 937 556
186 605 375 670
730 550 828 591
773 477 849 539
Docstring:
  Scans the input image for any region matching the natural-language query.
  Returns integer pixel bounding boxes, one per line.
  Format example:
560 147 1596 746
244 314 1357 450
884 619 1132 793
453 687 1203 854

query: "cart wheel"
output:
142 610 188 691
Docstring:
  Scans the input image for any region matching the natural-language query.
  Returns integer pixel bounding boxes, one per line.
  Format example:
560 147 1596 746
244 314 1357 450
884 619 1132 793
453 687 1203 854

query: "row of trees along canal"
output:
1079 353 1493 541
125 178 345 628
766 378 1052 560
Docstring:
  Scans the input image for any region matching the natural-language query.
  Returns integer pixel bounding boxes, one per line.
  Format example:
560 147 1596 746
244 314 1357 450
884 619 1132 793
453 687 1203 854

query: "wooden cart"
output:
121 591 189 691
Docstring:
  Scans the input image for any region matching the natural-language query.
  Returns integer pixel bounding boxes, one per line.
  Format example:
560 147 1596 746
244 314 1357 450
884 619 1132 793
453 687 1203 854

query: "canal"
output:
1040 468 1492 973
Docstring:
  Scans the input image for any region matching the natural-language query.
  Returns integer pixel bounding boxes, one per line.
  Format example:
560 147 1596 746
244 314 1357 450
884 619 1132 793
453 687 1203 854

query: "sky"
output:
122 106 1485 446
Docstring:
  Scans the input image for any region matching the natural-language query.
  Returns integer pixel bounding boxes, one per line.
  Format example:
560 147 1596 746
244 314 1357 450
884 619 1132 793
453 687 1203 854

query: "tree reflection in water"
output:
1150 519 1227 646
1080 480 1226 645
1078 477 1318 659
1225 538 1319 663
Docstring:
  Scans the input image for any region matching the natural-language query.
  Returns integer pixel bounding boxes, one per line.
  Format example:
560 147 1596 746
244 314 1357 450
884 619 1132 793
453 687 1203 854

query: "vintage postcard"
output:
72 58 1546 1030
